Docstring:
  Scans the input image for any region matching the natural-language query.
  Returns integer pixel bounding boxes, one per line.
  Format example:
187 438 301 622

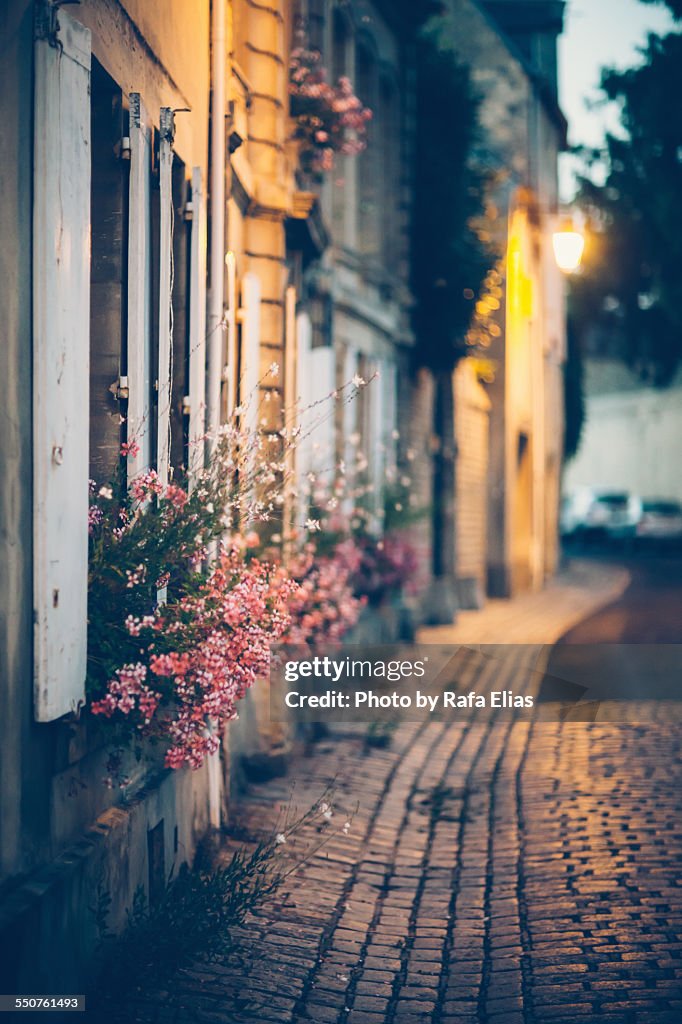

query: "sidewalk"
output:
420 558 631 646
115 560 682 1024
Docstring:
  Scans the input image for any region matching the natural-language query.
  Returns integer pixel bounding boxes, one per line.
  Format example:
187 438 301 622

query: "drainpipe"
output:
207 0 227 831
207 0 226 450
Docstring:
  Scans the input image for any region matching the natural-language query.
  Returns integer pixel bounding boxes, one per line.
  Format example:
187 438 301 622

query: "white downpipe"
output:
207 0 227 829
207 0 226 451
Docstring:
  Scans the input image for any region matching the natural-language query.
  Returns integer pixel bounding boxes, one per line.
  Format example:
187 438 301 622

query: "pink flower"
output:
121 440 140 459
164 483 189 511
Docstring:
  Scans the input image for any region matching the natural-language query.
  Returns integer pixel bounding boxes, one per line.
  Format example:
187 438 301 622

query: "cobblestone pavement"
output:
122 563 682 1024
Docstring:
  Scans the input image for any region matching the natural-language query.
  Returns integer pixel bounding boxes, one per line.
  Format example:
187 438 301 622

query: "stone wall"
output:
454 361 491 609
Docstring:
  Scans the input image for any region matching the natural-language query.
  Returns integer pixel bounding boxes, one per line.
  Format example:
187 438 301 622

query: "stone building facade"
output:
1 0 219 992
447 0 568 600
0 0 419 990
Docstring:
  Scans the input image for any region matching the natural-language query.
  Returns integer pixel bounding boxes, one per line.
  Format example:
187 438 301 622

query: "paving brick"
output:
112 579 682 1024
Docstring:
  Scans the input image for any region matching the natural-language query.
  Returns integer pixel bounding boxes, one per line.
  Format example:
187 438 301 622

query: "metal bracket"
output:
159 107 176 146
109 375 129 401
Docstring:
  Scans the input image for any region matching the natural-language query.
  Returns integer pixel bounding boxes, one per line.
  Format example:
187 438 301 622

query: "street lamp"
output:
552 217 585 274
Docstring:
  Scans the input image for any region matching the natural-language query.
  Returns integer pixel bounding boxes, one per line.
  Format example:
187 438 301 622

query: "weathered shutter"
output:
224 251 238 420
127 93 153 478
382 360 398 472
33 7 91 721
156 108 175 487
368 359 390 516
295 312 313 489
340 346 358 515
282 287 298 540
187 167 207 480
309 347 336 467
240 273 261 439
295 317 336 523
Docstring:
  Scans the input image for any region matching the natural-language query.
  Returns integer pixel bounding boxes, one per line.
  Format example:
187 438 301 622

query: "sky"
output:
558 0 675 198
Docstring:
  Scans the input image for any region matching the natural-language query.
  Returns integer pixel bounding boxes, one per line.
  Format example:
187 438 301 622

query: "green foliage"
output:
364 719 398 750
573 27 682 385
94 853 280 1003
92 791 342 1008
563 319 586 461
411 13 497 373
379 479 429 533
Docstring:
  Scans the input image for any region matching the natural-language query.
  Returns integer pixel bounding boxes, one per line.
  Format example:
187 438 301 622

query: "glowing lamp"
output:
552 219 585 273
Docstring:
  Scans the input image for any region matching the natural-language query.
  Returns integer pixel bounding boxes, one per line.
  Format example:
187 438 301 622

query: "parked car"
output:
560 488 596 539
636 499 682 545
561 489 642 543
586 492 642 541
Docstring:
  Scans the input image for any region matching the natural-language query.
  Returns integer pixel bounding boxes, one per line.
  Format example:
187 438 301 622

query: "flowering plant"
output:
86 377 370 771
86 402 305 771
336 530 419 605
299 468 424 606
289 42 372 175
283 543 364 646
90 546 297 770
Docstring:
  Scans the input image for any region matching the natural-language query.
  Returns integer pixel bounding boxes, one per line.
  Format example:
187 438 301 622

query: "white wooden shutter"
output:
382 360 398 473
33 8 91 721
284 286 298 422
295 312 313 488
369 359 385 515
156 108 175 487
188 167 207 480
127 93 153 478
341 347 358 513
309 347 336 468
224 251 238 420
240 273 261 439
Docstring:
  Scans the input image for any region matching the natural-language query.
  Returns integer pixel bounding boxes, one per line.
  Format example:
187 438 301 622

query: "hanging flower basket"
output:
289 44 372 177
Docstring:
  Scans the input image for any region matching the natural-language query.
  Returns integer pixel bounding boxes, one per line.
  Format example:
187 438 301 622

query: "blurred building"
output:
448 0 568 601
564 360 682 504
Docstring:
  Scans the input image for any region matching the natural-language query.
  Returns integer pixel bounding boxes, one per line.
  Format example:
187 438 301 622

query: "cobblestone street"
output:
122 561 682 1024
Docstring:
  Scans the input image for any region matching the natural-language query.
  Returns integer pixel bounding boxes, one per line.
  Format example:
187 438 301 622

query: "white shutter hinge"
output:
35 1 84 42
109 375 129 401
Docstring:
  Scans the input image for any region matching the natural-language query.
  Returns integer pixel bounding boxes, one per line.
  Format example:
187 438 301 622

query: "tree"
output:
573 26 682 385
563 318 585 461
411 14 496 373
409 13 496 603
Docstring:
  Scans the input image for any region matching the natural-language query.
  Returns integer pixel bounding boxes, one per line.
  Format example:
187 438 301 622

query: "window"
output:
331 9 351 240
307 0 325 51
169 154 191 480
89 60 128 482
379 74 401 274
355 40 380 258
